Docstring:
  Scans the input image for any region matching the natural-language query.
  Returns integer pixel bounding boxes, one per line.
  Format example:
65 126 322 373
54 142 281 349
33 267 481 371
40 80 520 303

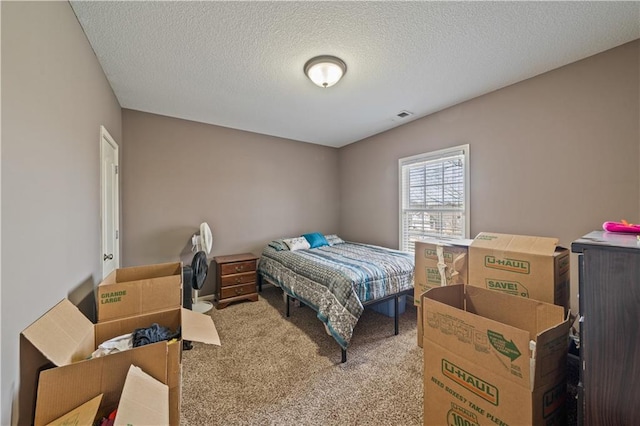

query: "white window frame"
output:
398 144 470 252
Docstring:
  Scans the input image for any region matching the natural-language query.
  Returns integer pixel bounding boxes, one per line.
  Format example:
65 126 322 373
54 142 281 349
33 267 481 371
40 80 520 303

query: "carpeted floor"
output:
181 285 424 425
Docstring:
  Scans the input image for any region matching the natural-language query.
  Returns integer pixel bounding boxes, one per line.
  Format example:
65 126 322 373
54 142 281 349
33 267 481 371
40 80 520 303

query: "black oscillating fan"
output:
182 251 209 350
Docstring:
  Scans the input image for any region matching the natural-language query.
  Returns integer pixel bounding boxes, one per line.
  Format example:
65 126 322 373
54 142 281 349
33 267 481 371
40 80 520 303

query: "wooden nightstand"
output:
213 253 259 309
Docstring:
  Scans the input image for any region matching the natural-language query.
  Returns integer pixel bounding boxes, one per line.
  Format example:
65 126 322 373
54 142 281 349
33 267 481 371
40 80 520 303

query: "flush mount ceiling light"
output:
304 55 347 88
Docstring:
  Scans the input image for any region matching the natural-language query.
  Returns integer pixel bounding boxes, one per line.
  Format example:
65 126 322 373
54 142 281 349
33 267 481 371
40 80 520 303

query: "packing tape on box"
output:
436 245 447 287
451 252 466 283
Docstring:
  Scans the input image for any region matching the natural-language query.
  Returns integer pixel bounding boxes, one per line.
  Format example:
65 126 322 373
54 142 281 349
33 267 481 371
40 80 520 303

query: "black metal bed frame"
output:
274 278 412 363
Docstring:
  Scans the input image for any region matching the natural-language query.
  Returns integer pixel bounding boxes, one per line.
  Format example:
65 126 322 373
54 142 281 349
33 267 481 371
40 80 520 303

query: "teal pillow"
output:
302 232 329 249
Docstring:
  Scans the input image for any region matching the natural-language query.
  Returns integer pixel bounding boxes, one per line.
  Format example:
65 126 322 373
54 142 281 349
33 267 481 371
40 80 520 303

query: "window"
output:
399 145 469 252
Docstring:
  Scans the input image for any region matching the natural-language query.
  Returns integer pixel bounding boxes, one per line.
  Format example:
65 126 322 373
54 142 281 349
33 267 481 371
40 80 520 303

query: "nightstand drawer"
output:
221 283 256 299
221 260 256 275
221 271 255 287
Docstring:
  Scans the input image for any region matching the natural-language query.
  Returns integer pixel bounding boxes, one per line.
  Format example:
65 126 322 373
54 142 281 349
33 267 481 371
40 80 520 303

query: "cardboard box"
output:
19 299 220 426
44 394 103 426
468 232 570 310
97 261 183 322
414 239 472 306
418 306 423 348
423 285 570 426
42 365 168 426
415 238 471 348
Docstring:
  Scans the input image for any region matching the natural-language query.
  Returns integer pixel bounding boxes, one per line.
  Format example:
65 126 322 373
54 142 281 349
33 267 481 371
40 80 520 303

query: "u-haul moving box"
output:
414 239 472 306
42 365 169 426
468 233 570 310
19 299 219 426
414 238 472 348
97 262 183 322
423 285 570 426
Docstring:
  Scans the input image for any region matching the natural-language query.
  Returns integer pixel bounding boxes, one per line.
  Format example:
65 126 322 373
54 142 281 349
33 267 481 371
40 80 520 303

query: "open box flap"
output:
101 269 118 285
44 394 102 426
464 285 565 338
114 365 169 426
532 313 571 389
181 308 220 345
472 233 559 256
114 262 182 282
21 299 95 366
419 237 473 249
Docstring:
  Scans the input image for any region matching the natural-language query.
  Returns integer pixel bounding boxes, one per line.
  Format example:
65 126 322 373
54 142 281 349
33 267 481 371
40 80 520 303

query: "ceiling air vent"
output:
392 110 414 122
396 110 413 119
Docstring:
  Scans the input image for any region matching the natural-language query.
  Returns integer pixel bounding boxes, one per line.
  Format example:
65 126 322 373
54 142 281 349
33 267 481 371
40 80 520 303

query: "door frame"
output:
100 125 120 278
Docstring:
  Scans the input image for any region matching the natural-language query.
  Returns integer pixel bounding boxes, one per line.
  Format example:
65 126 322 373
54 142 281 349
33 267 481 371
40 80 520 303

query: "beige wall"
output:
121 110 339 294
339 40 640 314
1 2 637 421
1 2 122 423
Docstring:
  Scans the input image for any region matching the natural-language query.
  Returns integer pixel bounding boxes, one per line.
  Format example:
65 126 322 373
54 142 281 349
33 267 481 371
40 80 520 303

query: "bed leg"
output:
394 295 399 335
257 274 262 292
285 294 290 318
341 348 347 363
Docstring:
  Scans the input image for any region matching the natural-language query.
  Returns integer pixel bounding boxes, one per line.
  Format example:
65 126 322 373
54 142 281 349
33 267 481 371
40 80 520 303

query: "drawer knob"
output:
235 265 244 272
235 287 244 295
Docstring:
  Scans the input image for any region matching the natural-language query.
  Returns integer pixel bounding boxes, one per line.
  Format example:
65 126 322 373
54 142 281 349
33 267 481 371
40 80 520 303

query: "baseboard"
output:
194 294 215 302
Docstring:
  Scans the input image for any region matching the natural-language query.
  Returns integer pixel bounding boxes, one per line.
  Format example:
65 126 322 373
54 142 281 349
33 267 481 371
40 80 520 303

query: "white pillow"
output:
324 234 345 246
283 237 311 251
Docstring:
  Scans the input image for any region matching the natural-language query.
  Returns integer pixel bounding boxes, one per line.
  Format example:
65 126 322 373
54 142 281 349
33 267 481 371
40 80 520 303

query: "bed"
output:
257 234 415 362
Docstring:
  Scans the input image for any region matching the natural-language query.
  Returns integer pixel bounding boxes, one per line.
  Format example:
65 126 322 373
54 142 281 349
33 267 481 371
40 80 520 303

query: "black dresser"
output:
571 231 640 425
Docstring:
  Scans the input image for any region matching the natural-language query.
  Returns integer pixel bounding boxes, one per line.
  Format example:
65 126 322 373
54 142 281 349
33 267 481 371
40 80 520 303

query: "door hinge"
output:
116 230 119 240
115 165 119 174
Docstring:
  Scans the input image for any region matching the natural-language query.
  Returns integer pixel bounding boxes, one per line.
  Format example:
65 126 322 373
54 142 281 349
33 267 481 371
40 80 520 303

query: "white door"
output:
101 126 120 278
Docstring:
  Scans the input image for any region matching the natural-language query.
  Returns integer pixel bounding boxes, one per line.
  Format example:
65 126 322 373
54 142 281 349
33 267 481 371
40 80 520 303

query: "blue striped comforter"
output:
257 242 414 349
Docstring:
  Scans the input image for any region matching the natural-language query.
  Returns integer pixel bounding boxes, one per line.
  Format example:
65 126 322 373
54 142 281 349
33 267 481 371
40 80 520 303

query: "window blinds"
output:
400 147 467 252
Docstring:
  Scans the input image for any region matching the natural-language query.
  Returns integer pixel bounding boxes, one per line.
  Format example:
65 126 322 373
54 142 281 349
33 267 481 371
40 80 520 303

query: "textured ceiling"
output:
70 1 640 148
